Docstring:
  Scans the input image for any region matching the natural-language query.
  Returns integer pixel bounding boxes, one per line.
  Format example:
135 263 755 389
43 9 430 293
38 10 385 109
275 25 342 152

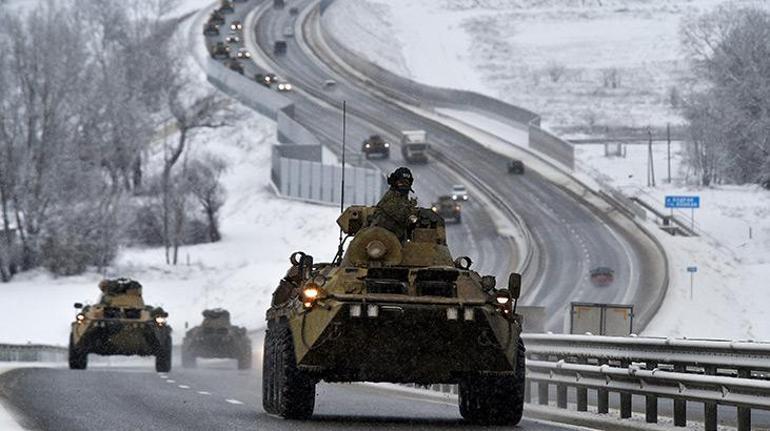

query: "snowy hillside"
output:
325 0 767 133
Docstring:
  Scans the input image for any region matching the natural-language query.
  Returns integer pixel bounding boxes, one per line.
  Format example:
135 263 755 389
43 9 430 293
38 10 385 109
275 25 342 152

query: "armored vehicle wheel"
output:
458 338 525 425
182 348 196 369
68 334 88 370
262 320 315 419
238 343 252 370
155 336 172 373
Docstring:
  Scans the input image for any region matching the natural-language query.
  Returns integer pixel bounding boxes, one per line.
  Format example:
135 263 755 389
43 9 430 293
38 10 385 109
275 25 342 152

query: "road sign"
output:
665 196 700 208
687 266 697 273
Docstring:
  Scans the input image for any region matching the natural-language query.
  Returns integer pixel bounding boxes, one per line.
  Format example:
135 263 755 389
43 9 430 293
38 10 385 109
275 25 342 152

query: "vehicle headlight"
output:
431 206 438 212
155 316 167 325
365 144 371 148
384 143 390 148
285 83 292 89
76 314 85 322
302 283 325 308
495 296 509 305
452 195 457 200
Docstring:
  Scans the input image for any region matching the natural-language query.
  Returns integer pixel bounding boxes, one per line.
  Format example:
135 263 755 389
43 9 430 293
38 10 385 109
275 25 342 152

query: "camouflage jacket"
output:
371 189 417 241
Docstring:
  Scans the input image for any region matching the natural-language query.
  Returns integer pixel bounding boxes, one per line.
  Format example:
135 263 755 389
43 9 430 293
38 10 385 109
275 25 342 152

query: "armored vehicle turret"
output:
182 308 252 369
69 278 172 372
263 205 525 424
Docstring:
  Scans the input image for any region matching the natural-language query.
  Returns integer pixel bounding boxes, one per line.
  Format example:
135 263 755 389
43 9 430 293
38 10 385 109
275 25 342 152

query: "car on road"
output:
361 134 390 159
283 26 294 38
227 60 245 75
210 42 231 60
508 158 525 174
219 0 234 14
230 20 243 31
236 47 251 59
69 278 172 372
273 40 287 55
203 23 220 37
590 266 615 287
225 32 240 44
209 11 225 26
322 79 336 89
451 184 469 201
182 308 252 369
289 6 299 15
276 81 293 92
432 195 462 223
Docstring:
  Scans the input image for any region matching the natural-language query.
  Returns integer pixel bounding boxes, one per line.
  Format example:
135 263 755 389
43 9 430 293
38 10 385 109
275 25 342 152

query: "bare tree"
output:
184 154 227 243
163 86 231 264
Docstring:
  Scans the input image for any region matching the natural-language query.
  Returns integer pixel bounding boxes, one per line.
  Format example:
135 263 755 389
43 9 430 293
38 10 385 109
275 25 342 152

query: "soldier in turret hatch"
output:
371 167 418 241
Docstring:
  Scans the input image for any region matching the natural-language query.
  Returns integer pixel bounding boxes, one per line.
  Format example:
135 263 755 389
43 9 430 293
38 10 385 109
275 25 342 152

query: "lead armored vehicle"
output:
263 205 525 424
361 134 390 159
69 278 172 372
182 308 252 369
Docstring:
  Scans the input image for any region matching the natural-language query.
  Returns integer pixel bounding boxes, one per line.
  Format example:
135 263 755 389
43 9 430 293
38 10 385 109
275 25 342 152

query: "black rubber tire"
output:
458 338 525 425
263 319 316 419
155 336 172 373
181 346 196 369
68 334 88 370
238 342 253 370
262 326 276 414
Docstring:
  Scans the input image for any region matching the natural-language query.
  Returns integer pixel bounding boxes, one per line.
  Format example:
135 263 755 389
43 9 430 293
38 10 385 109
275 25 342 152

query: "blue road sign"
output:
666 195 700 209
687 266 697 273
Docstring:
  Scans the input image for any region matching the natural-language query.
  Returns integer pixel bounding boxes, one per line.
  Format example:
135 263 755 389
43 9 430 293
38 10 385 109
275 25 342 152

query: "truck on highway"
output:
400 130 429 164
182 308 252 369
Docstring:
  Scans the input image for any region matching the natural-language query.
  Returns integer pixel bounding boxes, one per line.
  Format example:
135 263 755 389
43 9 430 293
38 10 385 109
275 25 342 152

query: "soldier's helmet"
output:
387 167 414 193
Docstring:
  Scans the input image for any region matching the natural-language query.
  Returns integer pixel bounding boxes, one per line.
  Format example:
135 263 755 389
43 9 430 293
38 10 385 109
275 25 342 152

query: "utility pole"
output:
647 128 656 187
666 123 672 183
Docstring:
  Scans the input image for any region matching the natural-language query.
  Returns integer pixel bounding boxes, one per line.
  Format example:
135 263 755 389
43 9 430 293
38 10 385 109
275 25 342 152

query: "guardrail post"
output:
619 360 632 418
737 369 751 431
703 366 717 431
538 381 549 405
576 358 588 412
673 364 687 427
556 383 567 409
645 361 658 423
597 359 609 414
524 379 532 403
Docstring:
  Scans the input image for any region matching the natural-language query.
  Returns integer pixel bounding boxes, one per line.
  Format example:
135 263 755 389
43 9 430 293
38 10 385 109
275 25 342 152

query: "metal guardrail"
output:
0 344 68 362
524 333 770 430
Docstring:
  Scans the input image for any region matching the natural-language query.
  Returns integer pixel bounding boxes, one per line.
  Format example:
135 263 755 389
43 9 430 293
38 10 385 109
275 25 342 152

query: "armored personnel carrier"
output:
69 278 172 372
263 205 525 424
182 308 252 369
361 134 390 159
432 195 462 223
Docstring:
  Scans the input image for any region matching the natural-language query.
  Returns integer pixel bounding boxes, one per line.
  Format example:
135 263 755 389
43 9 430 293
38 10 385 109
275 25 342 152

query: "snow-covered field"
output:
577 143 770 339
325 0 766 134
0 7 340 346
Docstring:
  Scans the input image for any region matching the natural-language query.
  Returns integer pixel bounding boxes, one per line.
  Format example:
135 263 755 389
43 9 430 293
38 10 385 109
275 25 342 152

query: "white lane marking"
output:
158 375 168 379
178 385 190 389
166 379 176 383
225 399 244 405
197 391 211 396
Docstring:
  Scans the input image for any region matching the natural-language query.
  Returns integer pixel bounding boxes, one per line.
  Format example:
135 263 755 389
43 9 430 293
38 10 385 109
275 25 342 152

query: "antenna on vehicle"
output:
334 101 348 265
